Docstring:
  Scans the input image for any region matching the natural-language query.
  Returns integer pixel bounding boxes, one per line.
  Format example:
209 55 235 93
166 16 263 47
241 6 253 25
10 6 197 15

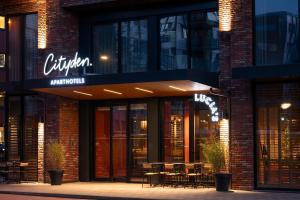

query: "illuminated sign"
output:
44 52 92 77
194 94 219 122
50 78 85 86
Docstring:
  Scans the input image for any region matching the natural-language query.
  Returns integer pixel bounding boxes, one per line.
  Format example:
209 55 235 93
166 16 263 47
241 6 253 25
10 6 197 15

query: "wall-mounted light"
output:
281 102 291 110
219 0 232 32
38 0 47 49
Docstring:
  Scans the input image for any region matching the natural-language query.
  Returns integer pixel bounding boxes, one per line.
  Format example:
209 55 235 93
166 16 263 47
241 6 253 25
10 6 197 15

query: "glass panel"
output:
255 0 300 65
23 96 44 181
191 11 219 72
112 106 127 178
93 23 118 75
24 14 38 80
95 107 111 178
7 96 21 160
163 100 189 162
256 83 300 189
0 94 5 161
160 15 188 70
129 104 147 180
121 20 148 73
194 108 219 162
8 16 22 81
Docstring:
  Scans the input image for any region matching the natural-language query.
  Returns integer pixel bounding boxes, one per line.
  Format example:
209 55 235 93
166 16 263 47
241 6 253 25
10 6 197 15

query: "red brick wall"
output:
220 0 254 190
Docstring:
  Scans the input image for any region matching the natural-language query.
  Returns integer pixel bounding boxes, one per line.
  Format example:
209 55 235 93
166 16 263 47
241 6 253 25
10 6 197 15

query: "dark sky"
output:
256 0 298 15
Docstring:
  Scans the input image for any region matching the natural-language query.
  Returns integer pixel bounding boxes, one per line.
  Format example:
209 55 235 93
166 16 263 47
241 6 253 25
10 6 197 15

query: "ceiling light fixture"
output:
73 90 93 96
169 85 187 92
135 87 154 94
104 89 122 95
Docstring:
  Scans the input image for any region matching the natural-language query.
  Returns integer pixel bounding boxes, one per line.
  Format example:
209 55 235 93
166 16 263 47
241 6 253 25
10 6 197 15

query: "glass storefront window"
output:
255 0 300 65
163 100 189 162
160 15 188 70
93 23 119 75
129 104 148 180
24 14 38 80
191 11 219 72
121 20 148 73
256 83 300 189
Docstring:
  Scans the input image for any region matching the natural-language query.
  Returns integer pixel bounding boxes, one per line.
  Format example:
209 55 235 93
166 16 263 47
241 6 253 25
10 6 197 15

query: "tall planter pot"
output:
215 173 232 192
48 170 64 185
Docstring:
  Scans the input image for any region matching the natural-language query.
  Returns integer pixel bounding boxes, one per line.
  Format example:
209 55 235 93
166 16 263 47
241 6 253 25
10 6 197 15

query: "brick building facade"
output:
1 0 299 191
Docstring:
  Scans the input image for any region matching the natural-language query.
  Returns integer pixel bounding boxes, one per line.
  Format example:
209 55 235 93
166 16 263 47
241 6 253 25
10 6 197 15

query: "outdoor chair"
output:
185 163 202 188
142 163 159 188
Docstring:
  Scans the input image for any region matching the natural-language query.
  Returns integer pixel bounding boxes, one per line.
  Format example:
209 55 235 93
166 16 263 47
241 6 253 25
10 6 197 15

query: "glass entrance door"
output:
95 106 127 180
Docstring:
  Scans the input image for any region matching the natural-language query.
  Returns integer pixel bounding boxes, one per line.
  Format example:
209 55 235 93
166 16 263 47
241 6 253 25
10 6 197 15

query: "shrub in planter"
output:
202 135 231 192
46 140 65 185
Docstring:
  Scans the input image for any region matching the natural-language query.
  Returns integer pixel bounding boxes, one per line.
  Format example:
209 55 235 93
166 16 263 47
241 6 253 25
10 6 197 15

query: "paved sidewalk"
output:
0 182 299 200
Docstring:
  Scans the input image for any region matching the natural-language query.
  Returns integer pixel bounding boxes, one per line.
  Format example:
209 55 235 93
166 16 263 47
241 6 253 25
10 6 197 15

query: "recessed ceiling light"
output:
104 89 122 95
135 87 154 94
100 55 109 61
169 85 187 92
73 90 93 96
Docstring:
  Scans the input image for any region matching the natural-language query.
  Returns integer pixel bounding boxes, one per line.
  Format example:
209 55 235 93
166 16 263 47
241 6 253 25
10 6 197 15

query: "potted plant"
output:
202 135 231 192
46 140 65 185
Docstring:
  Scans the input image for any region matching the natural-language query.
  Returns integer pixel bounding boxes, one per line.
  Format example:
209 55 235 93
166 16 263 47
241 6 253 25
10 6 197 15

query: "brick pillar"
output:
219 0 254 190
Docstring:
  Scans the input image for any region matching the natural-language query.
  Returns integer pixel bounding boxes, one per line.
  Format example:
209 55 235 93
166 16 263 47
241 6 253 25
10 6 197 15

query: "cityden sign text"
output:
43 52 92 86
194 94 219 122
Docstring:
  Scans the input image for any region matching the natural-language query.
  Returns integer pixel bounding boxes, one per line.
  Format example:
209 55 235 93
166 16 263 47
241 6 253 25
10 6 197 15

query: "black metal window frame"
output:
3 12 38 83
79 1 218 75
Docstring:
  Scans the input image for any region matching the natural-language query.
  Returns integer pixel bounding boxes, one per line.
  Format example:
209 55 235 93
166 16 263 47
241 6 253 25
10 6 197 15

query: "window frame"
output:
80 1 218 75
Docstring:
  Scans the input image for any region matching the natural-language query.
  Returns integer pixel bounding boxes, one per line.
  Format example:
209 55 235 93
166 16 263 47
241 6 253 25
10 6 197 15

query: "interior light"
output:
73 90 93 96
135 87 154 94
281 103 291 110
100 55 109 61
169 85 186 92
0 16 5 29
104 89 122 95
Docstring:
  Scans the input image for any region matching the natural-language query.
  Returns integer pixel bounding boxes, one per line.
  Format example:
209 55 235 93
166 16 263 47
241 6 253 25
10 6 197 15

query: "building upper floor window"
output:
255 0 300 65
88 7 219 75
0 16 5 29
8 14 38 81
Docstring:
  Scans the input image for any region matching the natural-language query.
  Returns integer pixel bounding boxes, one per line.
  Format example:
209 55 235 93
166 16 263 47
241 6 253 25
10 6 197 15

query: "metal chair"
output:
142 163 159 188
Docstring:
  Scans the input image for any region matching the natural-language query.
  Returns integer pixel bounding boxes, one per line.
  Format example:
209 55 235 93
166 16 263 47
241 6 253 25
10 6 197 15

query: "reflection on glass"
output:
129 104 148 179
112 106 127 178
121 20 148 73
7 96 21 160
191 12 219 72
95 107 111 178
93 23 118 74
0 95 5 161
23 96 44 181
163 100 189 162
194 108 218 162
160 15 188 70
25 14 38 79
256 83 300 189
8 16 22 81
255 0 300 65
